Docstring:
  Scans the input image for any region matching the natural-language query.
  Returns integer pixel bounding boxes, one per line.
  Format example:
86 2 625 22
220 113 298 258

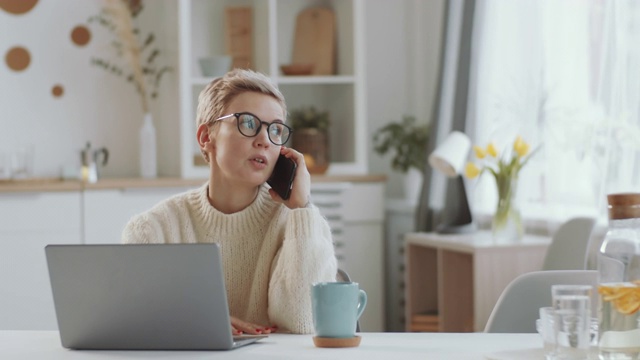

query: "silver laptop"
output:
45 243 266 350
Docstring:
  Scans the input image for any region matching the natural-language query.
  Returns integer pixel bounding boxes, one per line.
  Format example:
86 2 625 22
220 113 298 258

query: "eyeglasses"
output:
210 112 292 146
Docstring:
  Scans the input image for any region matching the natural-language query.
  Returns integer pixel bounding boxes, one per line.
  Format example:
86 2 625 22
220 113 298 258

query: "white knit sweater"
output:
121 182 337 334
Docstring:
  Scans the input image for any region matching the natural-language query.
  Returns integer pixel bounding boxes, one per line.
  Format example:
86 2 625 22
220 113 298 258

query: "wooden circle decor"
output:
51 85 64 98
5 46 31 71
71 25 91 46
0 0 38 14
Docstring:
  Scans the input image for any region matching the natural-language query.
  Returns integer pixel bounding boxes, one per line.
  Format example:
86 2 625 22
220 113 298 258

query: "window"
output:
467 0 640 226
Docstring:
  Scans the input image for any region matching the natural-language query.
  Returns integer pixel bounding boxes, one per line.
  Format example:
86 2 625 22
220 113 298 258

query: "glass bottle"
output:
598 193 640 359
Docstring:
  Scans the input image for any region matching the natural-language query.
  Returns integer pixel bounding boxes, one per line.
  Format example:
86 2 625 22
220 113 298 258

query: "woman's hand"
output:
268 146 311 209
230 316 277 335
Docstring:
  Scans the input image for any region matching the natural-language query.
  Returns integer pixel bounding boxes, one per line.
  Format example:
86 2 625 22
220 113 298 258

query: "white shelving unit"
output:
178 0 366 178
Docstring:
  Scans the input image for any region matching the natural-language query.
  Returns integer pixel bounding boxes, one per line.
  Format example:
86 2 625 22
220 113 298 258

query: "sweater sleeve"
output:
121 213 165 244
267 206 338 334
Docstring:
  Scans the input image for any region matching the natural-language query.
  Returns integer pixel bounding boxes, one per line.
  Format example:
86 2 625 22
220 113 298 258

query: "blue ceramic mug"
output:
311 282 367 338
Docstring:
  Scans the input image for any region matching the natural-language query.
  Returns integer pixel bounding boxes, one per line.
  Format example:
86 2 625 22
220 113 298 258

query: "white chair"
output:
336 268 361 332
542 217 596 270
484 270 598 333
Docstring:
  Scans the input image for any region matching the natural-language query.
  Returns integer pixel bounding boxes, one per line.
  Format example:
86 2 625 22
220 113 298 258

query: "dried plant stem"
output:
103 0 148 113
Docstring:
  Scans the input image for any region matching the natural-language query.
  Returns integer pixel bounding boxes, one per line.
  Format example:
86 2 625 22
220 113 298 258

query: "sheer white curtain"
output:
467 0 640 226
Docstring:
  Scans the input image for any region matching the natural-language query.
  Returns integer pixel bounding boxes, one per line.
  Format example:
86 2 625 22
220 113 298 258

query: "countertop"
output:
0 175 387 193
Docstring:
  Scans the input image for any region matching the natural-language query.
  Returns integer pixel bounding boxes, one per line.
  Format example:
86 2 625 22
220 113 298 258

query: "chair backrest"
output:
335 268 360 332
484 270 598 333
336 268 352 282
542 217 596 270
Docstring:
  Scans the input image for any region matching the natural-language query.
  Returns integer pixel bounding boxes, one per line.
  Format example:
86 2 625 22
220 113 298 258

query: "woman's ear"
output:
196 123 213 151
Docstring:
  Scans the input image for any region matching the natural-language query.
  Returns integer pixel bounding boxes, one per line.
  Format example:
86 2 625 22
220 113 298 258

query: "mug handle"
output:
356 289 367 320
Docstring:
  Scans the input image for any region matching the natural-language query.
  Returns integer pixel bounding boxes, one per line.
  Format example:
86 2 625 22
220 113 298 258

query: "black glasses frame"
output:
211 112 292 146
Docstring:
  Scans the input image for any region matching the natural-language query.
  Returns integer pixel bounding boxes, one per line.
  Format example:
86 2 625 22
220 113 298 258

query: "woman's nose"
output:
254 123 271 147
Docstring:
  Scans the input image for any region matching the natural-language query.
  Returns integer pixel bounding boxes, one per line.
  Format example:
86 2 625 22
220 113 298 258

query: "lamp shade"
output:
428 131 471 178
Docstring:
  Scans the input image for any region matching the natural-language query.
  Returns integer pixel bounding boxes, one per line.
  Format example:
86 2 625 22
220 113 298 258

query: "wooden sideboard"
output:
404 231 551 332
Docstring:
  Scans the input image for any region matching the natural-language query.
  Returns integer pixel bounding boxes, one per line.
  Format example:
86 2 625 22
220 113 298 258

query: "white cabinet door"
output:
385 199 417 332
311 182 385 332
83 187 194 244
0 192 82 330
341 183 385 332
342 222 384 332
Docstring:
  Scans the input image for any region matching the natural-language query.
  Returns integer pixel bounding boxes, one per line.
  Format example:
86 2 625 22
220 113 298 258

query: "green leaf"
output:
372 115 430 173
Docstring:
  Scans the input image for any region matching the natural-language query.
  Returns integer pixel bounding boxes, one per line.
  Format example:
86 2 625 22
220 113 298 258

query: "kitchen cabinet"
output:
83 186 196 245
0 177 385 331
0 191 82 330
83 180 387 331
178 0 367 178
312 181 385 331
384 199 417 332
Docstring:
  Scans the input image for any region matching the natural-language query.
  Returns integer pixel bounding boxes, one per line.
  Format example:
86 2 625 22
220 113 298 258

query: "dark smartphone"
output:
267 154 297 200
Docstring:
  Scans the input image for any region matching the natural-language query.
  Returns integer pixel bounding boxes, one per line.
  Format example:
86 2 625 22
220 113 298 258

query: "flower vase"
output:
139 113 157 178
492 175 523 242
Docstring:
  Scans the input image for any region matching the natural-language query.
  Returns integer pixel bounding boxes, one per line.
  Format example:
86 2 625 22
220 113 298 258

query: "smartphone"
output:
267 154 297 200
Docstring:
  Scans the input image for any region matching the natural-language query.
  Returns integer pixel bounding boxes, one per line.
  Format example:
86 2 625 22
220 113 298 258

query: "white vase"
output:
139 113 157 178
404 167 423 203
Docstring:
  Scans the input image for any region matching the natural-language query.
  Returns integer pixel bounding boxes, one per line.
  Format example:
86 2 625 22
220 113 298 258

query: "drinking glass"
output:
551 285 592 360
538 306 556 358
0 152 10 179
11 147 33 179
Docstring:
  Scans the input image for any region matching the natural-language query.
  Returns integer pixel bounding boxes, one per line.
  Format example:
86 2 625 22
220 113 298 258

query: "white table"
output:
2 331 546 359
405 231 551 332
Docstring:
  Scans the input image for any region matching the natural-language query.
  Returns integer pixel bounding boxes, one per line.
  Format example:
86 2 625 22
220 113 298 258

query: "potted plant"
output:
373 115 429 200
288 106 330 174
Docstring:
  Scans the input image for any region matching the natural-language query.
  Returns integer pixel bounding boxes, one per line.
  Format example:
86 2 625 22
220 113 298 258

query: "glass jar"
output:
598 193 640 359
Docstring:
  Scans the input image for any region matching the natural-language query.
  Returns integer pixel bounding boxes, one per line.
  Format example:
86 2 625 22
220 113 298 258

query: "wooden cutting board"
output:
225 7 253 69
292 7 335 75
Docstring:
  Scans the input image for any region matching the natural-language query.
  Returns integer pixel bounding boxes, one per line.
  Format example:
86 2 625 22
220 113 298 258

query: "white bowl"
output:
199 56 232 77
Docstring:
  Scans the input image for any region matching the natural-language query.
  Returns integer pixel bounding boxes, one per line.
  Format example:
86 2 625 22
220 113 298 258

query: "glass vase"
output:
492 175 523 242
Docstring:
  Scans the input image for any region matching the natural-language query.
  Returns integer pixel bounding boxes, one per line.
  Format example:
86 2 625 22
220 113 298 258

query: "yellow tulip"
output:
486 142 498 158
513 136 523 149
465 162 481 179
473 145 486 159
513 136 530 158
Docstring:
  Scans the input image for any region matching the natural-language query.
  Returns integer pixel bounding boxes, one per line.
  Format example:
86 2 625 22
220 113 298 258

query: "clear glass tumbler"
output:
552 285 592 360
11 147 33 179
0 152 10 180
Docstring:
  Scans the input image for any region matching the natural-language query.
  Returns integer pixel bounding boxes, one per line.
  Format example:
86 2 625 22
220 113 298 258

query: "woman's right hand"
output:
230 316 277 335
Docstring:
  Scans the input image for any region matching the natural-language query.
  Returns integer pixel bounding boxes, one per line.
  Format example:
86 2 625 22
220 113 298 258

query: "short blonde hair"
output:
196 69 286 128
196 69 287 162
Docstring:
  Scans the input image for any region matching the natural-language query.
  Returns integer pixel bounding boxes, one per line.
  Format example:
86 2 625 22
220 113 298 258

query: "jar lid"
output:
608 193 640 220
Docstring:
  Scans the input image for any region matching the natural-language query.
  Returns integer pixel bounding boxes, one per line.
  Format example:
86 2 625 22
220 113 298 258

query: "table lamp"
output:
428 131 476 234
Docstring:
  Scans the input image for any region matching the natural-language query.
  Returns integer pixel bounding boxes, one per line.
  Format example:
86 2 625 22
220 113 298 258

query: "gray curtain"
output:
416 0 476 232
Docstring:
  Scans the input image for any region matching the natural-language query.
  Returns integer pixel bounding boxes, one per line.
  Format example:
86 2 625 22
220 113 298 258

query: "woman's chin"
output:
248 174 270 188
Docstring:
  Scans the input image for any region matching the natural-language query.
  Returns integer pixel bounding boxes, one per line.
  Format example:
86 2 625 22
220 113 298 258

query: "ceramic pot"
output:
404 168 423 203
292 128 329 174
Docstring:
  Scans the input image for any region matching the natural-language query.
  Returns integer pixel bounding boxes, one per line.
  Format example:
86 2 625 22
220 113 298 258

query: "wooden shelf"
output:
410 312 440 332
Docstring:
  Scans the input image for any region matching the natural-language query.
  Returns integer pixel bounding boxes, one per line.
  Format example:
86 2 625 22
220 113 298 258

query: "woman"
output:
122 69 338 335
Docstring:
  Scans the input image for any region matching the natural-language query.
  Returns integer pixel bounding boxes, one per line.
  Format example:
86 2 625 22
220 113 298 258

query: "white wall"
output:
0 0 444 189
365 0 445 199
0 0 180 178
